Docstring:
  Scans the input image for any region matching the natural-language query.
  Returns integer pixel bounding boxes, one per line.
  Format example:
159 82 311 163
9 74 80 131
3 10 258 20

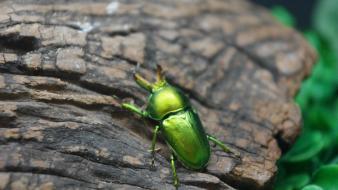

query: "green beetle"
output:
122 65 239 188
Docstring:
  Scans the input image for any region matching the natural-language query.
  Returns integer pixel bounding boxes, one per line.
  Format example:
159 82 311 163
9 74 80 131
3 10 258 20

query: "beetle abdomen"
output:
161 108 210 170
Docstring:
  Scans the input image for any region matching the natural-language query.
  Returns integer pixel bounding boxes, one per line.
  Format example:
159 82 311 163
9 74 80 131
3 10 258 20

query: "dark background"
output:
251 0 317 29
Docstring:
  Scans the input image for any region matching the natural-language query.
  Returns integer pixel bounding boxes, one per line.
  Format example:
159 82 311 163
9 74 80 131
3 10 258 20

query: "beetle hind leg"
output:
170 154 179 188
207 135 241 157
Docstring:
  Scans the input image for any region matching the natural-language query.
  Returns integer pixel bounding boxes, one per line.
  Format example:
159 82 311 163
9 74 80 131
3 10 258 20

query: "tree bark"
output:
0 0 316 189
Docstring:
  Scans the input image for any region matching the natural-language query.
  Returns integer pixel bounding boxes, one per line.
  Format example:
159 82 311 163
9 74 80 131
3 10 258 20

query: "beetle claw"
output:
223 147 241 158
150 161 156 169
148 148 161 169
147 148 161 152
173 179 179 189
231 150 241 159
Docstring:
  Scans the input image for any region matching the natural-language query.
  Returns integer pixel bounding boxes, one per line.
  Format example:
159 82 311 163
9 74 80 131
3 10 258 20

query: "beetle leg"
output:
121 103 149 118
207 135 241 157
149 125 160 167
170 154 179 188
134 73 153 92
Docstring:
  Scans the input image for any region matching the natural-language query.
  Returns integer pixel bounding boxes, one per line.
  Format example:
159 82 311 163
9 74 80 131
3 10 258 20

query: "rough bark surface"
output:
0 0 316 189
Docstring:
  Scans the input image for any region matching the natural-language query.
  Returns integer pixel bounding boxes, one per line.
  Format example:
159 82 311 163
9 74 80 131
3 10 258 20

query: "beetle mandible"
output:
122 65 239 188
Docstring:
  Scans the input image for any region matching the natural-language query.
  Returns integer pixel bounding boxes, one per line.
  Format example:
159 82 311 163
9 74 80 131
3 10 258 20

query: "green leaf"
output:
312 62 338 85
271 6 296 27
281 131 325 162
329 155 338 164
308 80 333 102
314 0 338 54
274 2 338 190
312 165 338 190
274 172 310 190
305 106 336 132
302 185 323 190
303 31 321 50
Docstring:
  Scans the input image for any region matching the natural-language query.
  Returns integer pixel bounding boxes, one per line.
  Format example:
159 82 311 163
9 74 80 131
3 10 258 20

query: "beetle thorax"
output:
146 84 189 120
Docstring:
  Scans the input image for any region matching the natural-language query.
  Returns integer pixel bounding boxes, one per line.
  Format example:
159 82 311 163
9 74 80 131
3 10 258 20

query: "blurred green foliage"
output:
272 3 338 190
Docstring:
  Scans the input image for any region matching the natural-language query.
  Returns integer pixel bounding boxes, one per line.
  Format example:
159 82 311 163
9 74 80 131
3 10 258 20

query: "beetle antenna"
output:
134 73 153 92
156 64 165 82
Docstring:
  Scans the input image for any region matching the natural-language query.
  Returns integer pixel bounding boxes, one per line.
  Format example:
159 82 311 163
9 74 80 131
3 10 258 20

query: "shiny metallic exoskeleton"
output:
122 65 239 188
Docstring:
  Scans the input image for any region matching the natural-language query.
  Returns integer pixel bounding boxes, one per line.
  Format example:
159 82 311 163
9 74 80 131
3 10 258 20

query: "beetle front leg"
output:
149 125 160 167
207 135 240 157
121 103 149 118
170 154 179 189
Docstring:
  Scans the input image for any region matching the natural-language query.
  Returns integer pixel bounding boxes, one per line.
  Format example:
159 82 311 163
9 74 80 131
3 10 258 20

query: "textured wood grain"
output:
0 0 316 189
